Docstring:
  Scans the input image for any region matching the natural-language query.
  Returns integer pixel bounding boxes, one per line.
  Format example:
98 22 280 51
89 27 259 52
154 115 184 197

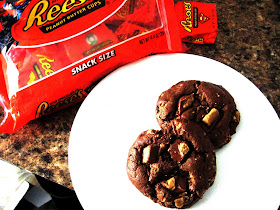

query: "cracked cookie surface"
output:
127 122 216 208
156 80 240 149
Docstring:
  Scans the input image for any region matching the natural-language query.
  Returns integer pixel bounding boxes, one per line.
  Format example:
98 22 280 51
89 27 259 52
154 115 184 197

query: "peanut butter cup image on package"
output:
156 80 240 149
126 122 216 209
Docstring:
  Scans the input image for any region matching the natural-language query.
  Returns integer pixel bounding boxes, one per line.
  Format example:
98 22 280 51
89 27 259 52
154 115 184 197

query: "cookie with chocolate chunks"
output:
127 123 216 209
156 80 240 149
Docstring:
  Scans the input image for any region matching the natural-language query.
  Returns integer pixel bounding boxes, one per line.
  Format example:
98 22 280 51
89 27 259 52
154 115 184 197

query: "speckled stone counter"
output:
0 0 279 190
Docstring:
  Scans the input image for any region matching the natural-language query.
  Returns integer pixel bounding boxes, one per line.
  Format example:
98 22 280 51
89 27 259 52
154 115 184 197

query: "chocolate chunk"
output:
177 94 195 115
174 176 187 193
149 160 177 183
168 139 189 163
142 145 159 164
155 183 173 203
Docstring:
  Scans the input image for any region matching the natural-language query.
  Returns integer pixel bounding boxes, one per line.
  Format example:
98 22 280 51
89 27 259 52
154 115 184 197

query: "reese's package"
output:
175 1 218 44
0 0 185 133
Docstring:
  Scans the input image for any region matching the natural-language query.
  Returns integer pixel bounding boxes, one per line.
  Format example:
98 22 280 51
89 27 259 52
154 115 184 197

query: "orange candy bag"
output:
175 1 218 44
0 0 185 133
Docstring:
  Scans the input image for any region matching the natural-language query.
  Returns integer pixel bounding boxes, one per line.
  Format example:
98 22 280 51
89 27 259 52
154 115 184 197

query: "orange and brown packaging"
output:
0 0 184 133
0 0 218 134
175 1 218 44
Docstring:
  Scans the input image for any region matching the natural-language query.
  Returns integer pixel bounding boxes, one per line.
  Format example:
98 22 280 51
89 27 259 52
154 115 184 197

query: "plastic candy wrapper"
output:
175 1 218 44
0 0 186 133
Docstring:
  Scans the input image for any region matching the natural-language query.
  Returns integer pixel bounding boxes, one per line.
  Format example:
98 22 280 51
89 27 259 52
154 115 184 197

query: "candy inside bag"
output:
114 21 149 42
104 0 160 28
63 24 119 62
7 44 71 89
0 0 185 134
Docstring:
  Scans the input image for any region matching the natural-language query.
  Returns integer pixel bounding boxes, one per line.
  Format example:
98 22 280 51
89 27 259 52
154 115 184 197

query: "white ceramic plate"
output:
68 54 280 210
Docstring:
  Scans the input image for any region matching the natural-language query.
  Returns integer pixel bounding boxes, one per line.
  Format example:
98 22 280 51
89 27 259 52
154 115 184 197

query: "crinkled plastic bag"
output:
0 0 185 133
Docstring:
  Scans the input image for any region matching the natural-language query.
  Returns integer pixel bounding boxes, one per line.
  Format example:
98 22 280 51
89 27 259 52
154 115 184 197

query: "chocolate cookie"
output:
127 121 216 209
156 80 240 149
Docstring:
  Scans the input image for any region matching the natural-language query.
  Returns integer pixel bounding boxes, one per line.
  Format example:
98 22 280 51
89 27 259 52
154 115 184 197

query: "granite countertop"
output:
0 0 279 190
